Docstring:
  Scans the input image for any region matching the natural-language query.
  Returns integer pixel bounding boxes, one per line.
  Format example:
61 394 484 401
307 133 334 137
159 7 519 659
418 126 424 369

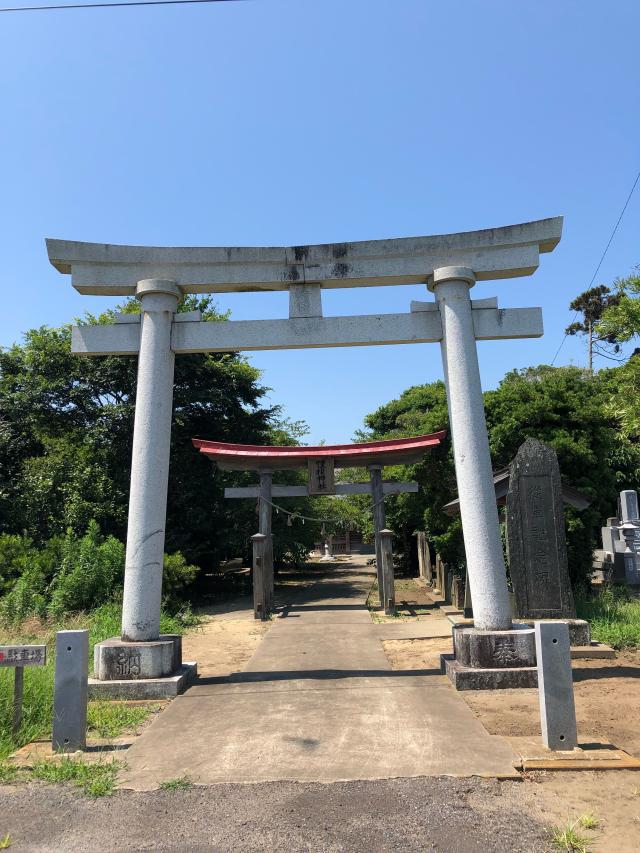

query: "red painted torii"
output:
192 431 446 470
193 431 445 618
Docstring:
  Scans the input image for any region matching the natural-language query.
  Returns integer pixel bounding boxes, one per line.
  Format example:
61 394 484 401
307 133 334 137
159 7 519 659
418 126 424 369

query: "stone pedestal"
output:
442 619 591 689
94 635 182 681
442 624 538 690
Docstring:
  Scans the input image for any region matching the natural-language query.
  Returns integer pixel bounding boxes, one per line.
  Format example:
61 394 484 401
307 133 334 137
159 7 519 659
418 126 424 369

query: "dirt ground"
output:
182 602 271 678
384 636 640 852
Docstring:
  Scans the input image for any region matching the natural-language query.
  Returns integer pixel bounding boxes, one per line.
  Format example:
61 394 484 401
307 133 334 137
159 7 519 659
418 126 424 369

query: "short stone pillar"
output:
380 529 396 616
52 630 88 753
431 267 511 632
535 621 577 750
251 533 268 620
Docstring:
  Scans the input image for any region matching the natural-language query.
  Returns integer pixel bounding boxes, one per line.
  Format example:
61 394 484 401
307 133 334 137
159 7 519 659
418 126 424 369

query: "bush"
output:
575 585 640 649
48 521 124 618
162 552 198 611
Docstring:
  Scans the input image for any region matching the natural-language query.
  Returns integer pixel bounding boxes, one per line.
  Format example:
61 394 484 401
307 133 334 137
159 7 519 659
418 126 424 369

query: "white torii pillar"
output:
431 267 511 631
121 279 181 642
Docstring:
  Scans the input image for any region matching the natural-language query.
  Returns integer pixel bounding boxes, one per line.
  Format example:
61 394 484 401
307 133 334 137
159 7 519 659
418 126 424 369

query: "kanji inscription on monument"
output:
506 439 576 619
308 457 335 495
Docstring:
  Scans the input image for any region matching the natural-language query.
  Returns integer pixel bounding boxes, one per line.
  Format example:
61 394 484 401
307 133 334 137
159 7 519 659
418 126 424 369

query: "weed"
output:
0 763 18 785
87 702 157 738
551 820 590 851
575 586 640 649
0 834 11 849
159 775 192 790
577 813 601 830
31 756 122 797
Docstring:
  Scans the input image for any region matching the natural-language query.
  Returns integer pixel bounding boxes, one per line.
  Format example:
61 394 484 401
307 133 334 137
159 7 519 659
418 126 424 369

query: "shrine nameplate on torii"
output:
193 433 445 615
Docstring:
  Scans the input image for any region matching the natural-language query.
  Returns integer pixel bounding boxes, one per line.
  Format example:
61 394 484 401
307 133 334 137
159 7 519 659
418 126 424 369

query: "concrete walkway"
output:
121 559 518 790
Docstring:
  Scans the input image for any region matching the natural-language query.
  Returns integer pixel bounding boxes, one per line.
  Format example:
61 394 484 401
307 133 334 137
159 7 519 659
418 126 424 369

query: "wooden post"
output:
369 465 386 607
12 666 24 737
380 529 396 615
251 533 268 620
258 469 274 612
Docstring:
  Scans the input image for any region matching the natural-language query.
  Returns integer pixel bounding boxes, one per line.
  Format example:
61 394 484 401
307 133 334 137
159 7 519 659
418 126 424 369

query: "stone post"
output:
369 464 386 607
52 630 88 753
251 533 268 620
121 279 181 642
431 266 511 631
380 529 396 615
259 469 274 612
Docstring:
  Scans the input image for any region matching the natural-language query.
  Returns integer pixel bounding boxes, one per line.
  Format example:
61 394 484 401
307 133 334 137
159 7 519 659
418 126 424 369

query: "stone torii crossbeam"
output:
47 217 563 687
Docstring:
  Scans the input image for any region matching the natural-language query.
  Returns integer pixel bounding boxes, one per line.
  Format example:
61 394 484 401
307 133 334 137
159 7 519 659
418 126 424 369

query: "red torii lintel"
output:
191 431 446 471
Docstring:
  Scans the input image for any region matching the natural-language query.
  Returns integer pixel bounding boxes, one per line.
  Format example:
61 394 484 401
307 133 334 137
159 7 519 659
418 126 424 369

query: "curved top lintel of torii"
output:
46 217 563 296
192 431 446 471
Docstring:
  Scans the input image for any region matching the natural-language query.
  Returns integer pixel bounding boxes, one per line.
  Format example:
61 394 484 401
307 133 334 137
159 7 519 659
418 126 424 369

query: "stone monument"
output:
506 439 575 620
600 489 640 585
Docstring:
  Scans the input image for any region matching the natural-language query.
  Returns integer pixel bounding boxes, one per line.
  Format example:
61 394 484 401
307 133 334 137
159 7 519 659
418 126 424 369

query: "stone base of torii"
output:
46 217 564 696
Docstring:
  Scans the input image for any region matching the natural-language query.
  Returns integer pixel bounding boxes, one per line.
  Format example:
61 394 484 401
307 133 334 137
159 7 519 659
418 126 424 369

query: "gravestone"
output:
506 439 575 619
599 490 640 585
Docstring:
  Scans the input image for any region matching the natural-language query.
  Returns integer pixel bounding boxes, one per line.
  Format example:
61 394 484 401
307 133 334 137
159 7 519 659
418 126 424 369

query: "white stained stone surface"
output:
433 268 511 632
121 280 181 642
46 217 563 295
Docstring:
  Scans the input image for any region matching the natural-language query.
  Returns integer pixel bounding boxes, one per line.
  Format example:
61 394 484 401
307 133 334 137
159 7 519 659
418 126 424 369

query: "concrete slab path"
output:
121 559 518 790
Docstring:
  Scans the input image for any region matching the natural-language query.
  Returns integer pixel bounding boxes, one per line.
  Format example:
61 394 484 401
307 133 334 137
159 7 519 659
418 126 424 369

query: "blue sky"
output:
1 0 638 443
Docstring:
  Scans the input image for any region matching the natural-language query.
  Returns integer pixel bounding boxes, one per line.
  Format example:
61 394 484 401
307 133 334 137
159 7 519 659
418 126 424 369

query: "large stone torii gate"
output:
47 216 563 688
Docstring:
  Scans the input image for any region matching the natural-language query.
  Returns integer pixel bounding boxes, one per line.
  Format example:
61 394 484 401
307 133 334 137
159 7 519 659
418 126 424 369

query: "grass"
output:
31 755 123 797
87 701 159 738
576 585 640 649
551 814 602 852
159 775 192 790
0 763 18 784
577 813 601 830
551 821 590 852
0 602 196 761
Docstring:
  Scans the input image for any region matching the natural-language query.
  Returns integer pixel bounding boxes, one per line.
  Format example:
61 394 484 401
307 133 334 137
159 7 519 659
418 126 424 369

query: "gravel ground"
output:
1 776 552 852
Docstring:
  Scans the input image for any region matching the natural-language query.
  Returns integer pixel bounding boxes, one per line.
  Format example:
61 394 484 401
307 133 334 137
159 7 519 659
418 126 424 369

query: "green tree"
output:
0 296 307 574
355 367 640 588
565 285 621 370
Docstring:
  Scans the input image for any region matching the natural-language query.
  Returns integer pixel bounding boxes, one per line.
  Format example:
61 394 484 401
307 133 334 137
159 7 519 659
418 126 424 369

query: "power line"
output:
551 168 640 365
0 0 242 12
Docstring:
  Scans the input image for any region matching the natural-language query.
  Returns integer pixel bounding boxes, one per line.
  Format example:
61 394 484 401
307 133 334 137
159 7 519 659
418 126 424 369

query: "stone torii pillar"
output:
121 279 181 643
431 267 511 631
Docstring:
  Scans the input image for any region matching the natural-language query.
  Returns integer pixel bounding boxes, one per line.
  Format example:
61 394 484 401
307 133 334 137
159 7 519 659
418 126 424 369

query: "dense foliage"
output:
0 297 318 618
357 366 640 588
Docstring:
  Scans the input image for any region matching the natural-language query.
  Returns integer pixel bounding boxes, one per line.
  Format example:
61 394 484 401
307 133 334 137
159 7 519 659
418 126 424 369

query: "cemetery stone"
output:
506 439 576 620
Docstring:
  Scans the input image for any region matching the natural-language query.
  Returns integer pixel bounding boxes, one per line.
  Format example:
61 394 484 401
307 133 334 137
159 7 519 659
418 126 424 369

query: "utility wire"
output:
551 169 640 365
0 0 242 12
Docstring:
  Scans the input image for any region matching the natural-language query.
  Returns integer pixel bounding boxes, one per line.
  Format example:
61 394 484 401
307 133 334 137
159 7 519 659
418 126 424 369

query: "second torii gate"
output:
192 432 445 615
